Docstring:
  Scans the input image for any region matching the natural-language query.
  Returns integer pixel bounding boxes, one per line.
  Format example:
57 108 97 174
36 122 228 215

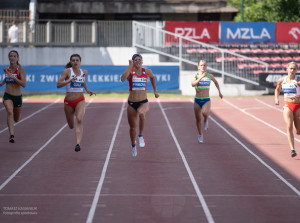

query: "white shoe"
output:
204 120 208 130
138 136 145 147
198 134 203 143
131 145 137 157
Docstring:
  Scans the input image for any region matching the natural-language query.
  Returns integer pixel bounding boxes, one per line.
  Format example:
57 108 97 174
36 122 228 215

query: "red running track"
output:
0 96 299 223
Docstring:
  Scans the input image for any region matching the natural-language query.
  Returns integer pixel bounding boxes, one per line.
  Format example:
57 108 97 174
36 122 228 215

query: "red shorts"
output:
284 101 300 114
64 95 85 109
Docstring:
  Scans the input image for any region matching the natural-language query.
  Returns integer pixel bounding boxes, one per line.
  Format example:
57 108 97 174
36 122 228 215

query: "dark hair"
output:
132 53 142 61
8 50 20 65
65 54 82 68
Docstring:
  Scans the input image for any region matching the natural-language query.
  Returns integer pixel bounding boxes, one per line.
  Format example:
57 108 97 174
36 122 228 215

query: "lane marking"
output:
255 98 282 112
158 99 215 223
209 115 300 196
0 99 94 191
0 98 61 134
190 98 300 196
86 99 126 223
0 193 298 198
223 99 300 143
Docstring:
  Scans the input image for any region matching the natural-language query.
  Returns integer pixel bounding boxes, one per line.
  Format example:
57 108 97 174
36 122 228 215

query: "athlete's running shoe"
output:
198 134 203 143
138 135 145 147
9 135 15 143
75 144 81 152
204 120 208 131
131 145 137 157
291 149 297 157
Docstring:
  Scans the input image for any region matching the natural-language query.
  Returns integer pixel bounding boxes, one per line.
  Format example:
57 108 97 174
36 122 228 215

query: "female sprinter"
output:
191 60 223 143
275 62 300 157
121 53 159 157
0 50 26 143
57 54 96 152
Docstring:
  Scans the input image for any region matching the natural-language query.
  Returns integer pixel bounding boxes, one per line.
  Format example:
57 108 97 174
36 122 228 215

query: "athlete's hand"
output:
275 99 279 105
70 75 77 82
87 89 96 96
129 60 134 67
154 91 159 98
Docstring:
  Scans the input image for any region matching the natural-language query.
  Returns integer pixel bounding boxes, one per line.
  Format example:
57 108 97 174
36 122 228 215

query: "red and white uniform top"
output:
5 66 20 83
128 68 148 91
66 68 85 93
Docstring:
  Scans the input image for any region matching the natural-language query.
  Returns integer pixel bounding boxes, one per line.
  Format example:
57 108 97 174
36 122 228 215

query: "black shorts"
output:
3 92 23 108
128 99 148 111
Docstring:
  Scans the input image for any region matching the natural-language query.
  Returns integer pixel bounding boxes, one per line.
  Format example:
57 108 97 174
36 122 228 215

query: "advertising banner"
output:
220 22 276 43
259 72 286 88
0 65 179 91
165 21 219 44
276 22 300 43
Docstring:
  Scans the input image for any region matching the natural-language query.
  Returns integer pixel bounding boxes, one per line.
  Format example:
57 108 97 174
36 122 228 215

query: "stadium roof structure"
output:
36 0 238 20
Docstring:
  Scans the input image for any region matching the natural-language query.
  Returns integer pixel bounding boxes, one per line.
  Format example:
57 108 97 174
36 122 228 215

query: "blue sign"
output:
0 65 179 91
220 22 276 43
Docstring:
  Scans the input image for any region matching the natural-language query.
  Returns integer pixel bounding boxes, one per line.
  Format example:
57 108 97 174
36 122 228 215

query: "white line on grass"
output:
0 99 94 191
86 99 126 223
0 98 61 134
158 99 215 223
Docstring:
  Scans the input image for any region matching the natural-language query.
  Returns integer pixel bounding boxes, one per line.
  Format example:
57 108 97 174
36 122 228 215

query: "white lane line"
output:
0 193 298 198
223 99 300 143
0 98 61 134
209 115 300 197
0 123 67 191
255 98 282 112
0 99 94 191
86 99 126 223
158 99 215 223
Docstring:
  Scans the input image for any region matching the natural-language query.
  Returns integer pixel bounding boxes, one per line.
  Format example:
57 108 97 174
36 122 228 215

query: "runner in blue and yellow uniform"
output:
121 54 159 157
191 60 223 143
0 50 26 143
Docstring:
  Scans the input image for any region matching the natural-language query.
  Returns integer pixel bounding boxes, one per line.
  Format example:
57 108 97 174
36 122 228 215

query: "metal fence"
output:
133 21 269 85
0 19 132 47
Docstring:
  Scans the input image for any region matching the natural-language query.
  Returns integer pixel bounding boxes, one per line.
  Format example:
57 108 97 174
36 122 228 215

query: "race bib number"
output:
70 82 84 88
132 76 147 90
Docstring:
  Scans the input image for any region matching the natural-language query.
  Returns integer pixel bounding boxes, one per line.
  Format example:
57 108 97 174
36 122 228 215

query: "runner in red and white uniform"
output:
0 50 26 143
121 54 159 157
275 61 300 157
57 54 96 152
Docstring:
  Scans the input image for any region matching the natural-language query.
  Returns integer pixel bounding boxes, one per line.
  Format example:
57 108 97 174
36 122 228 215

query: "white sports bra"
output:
65 68 85 93
281 75 300 98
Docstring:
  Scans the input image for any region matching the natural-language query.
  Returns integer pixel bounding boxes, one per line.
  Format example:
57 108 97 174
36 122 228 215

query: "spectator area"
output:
186 44 300 75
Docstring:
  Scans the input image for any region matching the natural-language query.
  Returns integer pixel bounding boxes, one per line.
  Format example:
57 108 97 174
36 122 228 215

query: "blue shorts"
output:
195 97 210 108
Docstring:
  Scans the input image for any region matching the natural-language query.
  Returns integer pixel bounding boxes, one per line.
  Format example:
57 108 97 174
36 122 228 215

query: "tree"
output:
228 0 300 22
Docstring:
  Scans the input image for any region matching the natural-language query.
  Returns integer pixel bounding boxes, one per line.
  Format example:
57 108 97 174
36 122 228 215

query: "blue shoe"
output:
291 150 297 157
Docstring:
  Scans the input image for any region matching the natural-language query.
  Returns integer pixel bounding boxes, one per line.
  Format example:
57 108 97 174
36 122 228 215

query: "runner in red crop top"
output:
121 53 159 157
0 50 26 143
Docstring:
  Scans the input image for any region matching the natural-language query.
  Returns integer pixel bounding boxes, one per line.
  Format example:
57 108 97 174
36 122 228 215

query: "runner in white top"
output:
57 54 96 152
275 61 300 157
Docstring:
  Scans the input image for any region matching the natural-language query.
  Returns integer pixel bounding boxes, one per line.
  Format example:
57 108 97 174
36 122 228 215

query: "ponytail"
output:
65 54 81 68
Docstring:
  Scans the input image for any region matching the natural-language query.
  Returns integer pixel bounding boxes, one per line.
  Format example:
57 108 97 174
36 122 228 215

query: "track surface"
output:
0 96 300 223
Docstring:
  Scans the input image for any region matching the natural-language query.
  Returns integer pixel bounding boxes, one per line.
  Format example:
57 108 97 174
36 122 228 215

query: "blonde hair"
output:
198 60 206 66
287 61 298 70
